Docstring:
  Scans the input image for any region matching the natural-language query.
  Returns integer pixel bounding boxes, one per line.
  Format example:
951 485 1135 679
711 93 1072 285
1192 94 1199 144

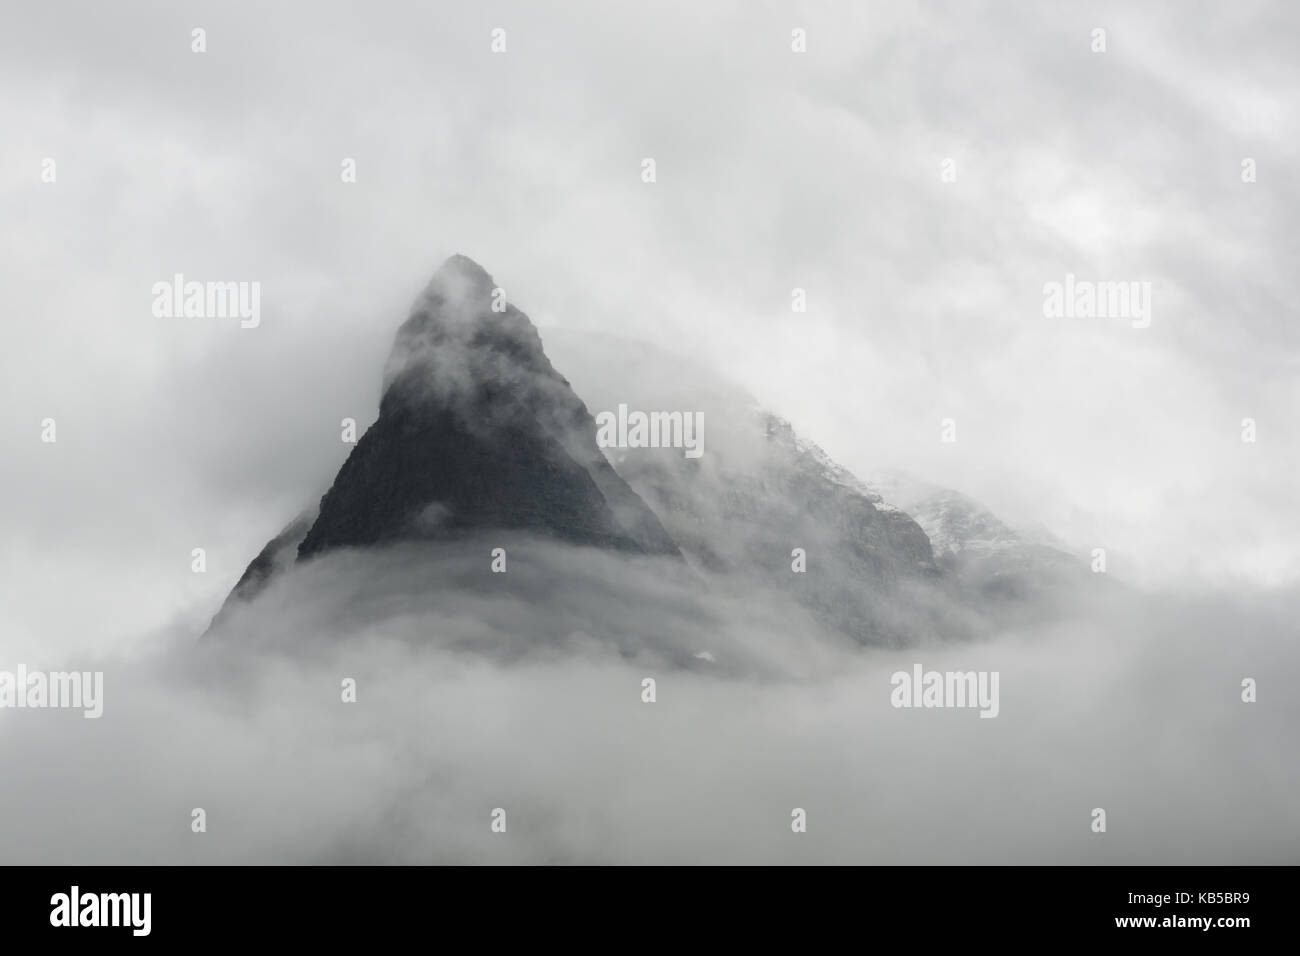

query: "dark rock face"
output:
297 255 679 559
208 256 679 635
213 259 1085 648
206 507 316 632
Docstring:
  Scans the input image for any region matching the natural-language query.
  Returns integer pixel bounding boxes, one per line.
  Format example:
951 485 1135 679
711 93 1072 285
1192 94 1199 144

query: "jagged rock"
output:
297 256 679 560
208 256 679 635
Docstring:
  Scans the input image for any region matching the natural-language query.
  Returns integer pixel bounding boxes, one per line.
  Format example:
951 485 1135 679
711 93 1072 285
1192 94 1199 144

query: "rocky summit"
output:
297 255 679 559
209 257 1086 646
208 255 679 633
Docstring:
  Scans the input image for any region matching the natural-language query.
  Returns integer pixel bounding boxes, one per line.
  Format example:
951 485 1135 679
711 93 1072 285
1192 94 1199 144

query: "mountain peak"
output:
209 259 682 633
428 253 495 290
403 255 501 334
298 260 678 560
381 255 538 402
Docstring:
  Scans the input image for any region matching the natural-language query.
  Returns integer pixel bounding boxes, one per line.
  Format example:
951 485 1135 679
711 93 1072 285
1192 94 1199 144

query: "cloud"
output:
1 539 1296 864
1 0 1296 864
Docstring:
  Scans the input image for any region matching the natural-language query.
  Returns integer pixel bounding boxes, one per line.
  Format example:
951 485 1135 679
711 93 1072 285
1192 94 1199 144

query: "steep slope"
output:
540 329 948 647
207 507 316 633
211 264 1087 648
298 255 679 559
869 471 1090 601
542 328 1104 639
208 256 679 634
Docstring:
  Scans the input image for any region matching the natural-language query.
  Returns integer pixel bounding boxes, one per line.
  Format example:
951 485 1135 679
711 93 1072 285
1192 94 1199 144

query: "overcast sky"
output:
2 0 1297 660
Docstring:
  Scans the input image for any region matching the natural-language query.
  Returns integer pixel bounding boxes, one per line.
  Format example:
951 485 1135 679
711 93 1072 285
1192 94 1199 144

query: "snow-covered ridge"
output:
777 424 1028 557
761 414 907 513
908 491 1021 557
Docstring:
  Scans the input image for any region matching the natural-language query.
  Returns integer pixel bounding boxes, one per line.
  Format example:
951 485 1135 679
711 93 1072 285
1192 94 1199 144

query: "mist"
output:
1 0 1297 867
1 536 1295 865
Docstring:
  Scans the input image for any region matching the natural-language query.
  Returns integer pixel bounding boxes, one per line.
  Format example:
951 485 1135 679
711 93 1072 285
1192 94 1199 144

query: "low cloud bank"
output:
1 540 1295 864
